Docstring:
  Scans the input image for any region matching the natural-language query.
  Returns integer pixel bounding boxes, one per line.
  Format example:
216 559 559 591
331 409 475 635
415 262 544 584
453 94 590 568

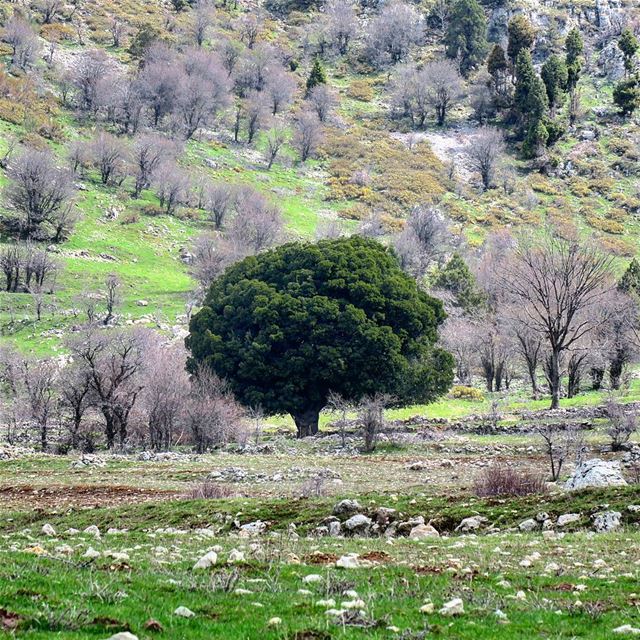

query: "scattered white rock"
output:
193 551 218 570
315 599 336 607
439 598 464 616
239 521 266 537
41 523 56 537
267 617 282 626
228 549 245 563
565 459 627 490
83 547 101 559
455 516 487 533
174 606 195 618
336 553 361 569
302 574 323 584
519 518 538 532
557 513 581 527
344 514 372 533
593 511 622 533
409 523 440 539
613 625 640 635
332 499 361 517
419 602 434 613
106 633 139 640
83 525 101 538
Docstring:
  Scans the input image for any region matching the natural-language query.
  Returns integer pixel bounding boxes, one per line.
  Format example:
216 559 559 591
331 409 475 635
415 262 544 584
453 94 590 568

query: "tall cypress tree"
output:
445 0 488 76
306 58 327 94
565 28 584 92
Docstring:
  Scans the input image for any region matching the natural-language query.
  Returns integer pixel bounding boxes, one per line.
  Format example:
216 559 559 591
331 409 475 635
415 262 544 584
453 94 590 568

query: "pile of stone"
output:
207 466 341 484
313 499 440 539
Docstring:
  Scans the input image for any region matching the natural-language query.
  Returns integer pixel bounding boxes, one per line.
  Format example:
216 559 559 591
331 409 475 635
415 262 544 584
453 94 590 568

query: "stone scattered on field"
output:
455 516 487 533
613 625 640 635
174 606 195 618
419 602 434 613
342 599 366 610
628 505 640 513
106 633 139 640
518 518 538 532
336 553 361 569
407 461 428 471
193 551 218 570
557 513 581 527
592 511 622 533
344 514 372 533
83 525 101 538
439 598 464 616
267 617 282 626
565 459 627 490
41 523 56 537
228 549 245 563
333 499 361 518
328 521 341 536
302 574 323 584
315 599 336 607
409 523 440 539
239 521 266 537
83 547 101 559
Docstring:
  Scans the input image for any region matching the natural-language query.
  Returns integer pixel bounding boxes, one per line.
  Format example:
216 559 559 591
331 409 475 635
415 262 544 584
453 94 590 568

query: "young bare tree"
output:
228 188 283 253
190 233 238 290
72 49 119 115
141 340 190 451
425 60 465 126
503 237 614 409
176 49 231 139
2 17 40 70
264 66 297 115
293 110 323 162
306 84 337 123
60 365 93 450
366 1 424 66
67 328 146 448
393 205 451 279
186 365 246 452
191 0 215 46
4 148 76 241
537 423 585 481
89 132 129 185
153 162 190 215
323 0 358 55
136 51 181 127
358 393 389 453
263 125 288 169
103 273 121 325
36 0 63 24
131 133 178 197
237 13 261 49
467 127 504 190
204 182 235 229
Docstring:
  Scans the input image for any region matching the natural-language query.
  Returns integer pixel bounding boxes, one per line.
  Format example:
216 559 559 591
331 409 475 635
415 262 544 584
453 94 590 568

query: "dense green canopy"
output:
186 236 453 437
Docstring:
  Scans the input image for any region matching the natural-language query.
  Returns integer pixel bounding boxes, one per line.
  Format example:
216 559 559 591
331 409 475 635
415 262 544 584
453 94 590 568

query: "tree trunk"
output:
293 408 320 438
550 350 561 410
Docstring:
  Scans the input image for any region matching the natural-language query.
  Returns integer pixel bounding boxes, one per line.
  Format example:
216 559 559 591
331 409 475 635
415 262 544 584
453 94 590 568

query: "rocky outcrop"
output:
565 458 628 490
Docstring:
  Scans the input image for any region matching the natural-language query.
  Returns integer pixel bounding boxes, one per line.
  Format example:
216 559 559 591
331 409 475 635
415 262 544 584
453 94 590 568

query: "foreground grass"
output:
1 522 639 638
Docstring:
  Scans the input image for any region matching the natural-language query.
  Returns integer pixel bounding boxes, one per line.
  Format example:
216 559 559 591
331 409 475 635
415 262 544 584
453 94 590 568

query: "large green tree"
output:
507 15 535 67
186 236 454 437
565 28 583 92
445 0 488 76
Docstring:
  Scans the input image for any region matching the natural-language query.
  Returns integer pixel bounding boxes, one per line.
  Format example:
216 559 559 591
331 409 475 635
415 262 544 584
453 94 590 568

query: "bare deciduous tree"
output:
366 1 424 66
264 66 297 115
227 187 283 253
153 162 190 215
89 132 129 185
204 182 235 229
324 0 358 55
131 133 178 198
103 273 121 326
467 127 504 191
293 110 323 162
67 328 146 448
4 148 77 241
191 0 215 46
504 237 614 409
186 365 246 452
306 84 337 123
2 17 40 70
263 125 288 169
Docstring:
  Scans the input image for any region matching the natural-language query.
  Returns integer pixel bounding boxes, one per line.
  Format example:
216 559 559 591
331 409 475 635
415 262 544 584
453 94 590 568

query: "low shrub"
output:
187 481 235 500
449 385 484 401
474 465 548 498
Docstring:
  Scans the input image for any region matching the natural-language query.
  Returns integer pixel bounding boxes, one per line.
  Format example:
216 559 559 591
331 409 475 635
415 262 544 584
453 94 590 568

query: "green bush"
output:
449 385 484 401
